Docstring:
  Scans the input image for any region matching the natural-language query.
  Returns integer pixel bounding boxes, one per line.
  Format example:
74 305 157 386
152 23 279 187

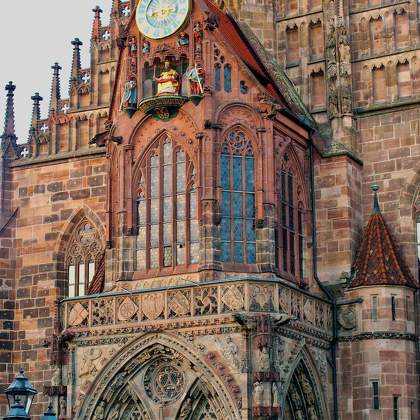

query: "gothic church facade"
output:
0 0 418 419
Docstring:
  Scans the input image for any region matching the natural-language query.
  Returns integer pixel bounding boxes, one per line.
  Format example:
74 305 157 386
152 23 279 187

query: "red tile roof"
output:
203 0 286 104
349 188 417 289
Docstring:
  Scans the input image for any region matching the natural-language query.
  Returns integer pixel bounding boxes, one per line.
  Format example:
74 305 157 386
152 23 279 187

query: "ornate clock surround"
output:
136 0 191 40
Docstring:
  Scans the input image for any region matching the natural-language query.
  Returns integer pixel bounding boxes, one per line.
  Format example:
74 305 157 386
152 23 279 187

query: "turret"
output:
49 63 62 115
339 184 418 418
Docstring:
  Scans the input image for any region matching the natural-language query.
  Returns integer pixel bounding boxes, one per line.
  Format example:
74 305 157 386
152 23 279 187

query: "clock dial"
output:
136 0 190 40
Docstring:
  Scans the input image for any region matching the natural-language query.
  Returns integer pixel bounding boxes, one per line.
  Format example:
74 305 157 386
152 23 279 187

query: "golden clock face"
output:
136 0 190 39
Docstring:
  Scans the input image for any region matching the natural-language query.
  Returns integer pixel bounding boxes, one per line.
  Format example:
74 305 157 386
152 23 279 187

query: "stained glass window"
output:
215 64 221 91
277 168 305 282
224 64 232 92
220 130 256 263
136 136 199 271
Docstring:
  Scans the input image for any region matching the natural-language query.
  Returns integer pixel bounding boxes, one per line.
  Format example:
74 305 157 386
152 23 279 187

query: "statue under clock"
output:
133 0 206 120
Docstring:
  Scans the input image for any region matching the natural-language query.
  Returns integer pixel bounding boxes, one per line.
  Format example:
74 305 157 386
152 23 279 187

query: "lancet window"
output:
136 136 199 271
220 129 256 264
276 155 305 282
66 220 102 297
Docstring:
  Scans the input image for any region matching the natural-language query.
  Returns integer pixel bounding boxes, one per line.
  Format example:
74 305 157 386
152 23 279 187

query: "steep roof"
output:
202 0 315 127
349 185 417 289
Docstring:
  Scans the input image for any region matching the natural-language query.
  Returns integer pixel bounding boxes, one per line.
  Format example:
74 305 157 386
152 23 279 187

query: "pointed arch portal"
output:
77 334 240 420
283 358 327 420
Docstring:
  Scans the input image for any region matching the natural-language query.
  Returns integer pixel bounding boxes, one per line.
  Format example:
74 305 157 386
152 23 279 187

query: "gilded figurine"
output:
155 61 180 95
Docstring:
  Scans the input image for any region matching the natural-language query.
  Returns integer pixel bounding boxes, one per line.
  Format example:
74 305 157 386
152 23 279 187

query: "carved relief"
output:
117 296 139 322
250 284 274 312
68 302 89 327
142 293 165 320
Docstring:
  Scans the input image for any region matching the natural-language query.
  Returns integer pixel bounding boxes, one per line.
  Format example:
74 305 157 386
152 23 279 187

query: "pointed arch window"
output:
276 156 305 282
220 130 256 264
224 64 232 92
136 136 199 271
66 220 102 297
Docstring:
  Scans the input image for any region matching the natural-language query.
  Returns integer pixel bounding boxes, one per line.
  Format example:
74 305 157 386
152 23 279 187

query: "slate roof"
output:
349 185 417 289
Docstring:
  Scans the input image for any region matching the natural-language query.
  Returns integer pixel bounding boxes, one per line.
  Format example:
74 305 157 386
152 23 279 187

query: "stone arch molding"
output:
281 346 329 420
77 333 241 420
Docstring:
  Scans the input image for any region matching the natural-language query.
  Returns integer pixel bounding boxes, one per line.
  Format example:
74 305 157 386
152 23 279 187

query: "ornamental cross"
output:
41 124 49 134
61 104 70 114
82 73 91 84
20 148 29 158
122 6 131 16
102 30 111 41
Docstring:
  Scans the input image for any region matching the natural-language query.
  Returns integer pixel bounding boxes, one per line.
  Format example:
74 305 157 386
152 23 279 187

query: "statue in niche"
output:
177 32 189 47
108 403 121 420
188 63 205 95
179 397 193 419
142 40 151 54
59 397 67 418
272 382 280 408
252 382 264 406
308 405 318 420
155 60 180 95
121 77 138 110
258 345 270 372
93 401 106 420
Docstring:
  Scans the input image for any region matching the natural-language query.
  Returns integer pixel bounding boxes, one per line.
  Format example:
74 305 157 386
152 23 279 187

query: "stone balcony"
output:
59 277 332 344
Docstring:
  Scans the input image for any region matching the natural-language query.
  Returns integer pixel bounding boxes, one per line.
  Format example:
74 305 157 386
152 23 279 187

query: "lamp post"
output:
4 369 37 419
40 404 57 420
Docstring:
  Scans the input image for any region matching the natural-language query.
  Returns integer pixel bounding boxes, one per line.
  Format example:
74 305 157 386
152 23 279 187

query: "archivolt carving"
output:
76 333 241 420
282 347 328 420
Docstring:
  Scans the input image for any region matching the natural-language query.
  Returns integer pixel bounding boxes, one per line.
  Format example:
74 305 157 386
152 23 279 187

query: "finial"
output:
371 183 380 214
49 62 62 114
2 81 17 141
92 6 103 42
71 37 83 48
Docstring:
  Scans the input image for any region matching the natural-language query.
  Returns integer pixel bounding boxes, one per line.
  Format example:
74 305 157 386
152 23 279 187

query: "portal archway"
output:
282 351 328 420
76 333 241 420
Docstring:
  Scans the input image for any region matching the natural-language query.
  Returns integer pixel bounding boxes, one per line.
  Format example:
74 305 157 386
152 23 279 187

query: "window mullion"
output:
159 144 164 268
242 154 246 263
229 154 234 261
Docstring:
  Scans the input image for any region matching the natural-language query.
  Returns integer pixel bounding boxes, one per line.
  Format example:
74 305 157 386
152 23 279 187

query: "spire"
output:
69 38 83 91
111 0 121 17
349 184 417 289
49 62 62 114
1 81 17 146
92 6 103 42
28 92 43 140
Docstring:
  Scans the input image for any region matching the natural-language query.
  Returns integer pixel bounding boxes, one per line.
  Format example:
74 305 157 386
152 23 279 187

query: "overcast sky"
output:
0 0 112 143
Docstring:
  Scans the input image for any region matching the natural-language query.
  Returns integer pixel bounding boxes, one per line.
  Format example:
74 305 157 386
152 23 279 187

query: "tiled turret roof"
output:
349 184 417 289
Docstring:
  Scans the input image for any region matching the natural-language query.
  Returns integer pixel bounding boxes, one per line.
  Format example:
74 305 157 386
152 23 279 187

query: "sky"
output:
0 0 112 143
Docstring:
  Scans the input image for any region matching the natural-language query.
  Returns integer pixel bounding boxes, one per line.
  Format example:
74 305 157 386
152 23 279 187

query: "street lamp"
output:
3 397 30 420
40 404 57 420
5 369 37 415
